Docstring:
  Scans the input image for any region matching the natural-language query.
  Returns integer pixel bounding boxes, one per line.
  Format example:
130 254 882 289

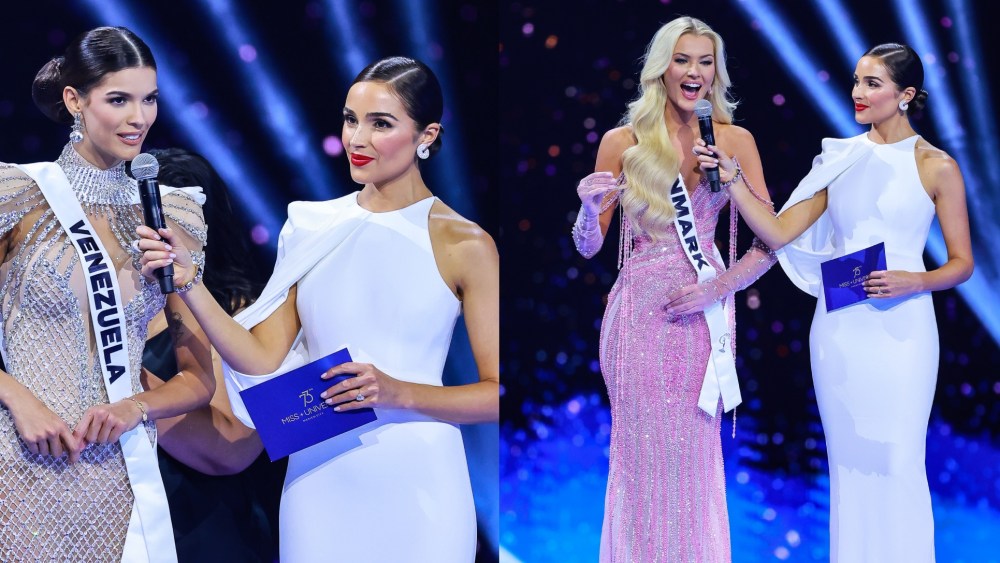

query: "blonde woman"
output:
572 17 777 561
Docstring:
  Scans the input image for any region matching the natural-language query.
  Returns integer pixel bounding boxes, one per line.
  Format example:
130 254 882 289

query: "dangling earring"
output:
69 113 84 143
416 143 430 160
898 99 909 112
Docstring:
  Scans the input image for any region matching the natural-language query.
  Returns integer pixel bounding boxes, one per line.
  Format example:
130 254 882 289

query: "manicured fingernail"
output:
169 253 176 259
326 399 334 405
164 244 172 250
333 406 341 411
320 392 327 398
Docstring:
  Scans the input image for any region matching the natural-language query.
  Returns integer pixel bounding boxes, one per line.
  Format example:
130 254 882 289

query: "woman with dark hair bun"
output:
698 42 973 561
0 26 214 562
139 56 498 562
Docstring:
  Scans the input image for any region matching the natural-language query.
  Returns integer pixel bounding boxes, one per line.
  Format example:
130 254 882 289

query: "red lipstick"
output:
350 153 374 166
854 103 869 112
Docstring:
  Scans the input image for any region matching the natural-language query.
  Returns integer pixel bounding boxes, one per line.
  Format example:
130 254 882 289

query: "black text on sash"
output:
69 220 126 384
670 179 711 270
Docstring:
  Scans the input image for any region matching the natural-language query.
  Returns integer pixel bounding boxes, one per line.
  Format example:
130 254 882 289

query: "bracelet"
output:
175 263 204 294
127 397 148 423
719 163 743 190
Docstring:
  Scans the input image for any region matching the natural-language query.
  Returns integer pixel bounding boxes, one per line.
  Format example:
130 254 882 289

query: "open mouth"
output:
681 83 702 99
118 132 143 144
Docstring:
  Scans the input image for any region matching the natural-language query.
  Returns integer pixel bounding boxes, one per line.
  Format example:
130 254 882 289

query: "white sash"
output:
15 162 176 563
668 177 741 415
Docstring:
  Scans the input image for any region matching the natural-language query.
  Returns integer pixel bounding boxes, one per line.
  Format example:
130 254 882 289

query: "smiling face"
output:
662 33 716 113
852 56 912 125
64 66 158 169
341 81 437 186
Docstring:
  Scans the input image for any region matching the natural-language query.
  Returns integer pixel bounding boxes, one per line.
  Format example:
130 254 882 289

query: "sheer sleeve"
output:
0 163 46 239
161 186 207 272
711 238 776 298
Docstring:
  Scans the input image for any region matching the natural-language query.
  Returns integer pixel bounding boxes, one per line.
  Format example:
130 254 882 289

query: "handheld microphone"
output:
694 99 720 193
132 153 175 294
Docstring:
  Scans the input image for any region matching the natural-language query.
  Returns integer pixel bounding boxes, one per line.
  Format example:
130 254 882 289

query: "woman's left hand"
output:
73 400 145 446
864 270 923 299
664 282 720 318
320 362 407 412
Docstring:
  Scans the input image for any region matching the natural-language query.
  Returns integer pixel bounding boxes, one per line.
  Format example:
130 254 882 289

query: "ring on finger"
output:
355 390 365 402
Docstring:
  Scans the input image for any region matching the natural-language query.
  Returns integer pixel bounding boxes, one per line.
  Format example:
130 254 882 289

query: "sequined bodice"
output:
0 146 206 559
632 176 729 266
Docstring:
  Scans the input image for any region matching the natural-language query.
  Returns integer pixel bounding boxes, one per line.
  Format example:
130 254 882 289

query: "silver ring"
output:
692 147 699 156
355 392 365 402
877 288 883 295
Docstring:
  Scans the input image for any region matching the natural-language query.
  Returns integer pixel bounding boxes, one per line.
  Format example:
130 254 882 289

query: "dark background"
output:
500 0 1000 560
1 0 499 559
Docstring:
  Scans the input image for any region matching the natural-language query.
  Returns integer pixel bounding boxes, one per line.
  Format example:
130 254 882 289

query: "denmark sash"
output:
15 162 176 563
669 177 741 415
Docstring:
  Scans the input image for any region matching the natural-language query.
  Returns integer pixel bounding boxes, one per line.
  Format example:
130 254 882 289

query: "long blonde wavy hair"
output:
620 17 737 239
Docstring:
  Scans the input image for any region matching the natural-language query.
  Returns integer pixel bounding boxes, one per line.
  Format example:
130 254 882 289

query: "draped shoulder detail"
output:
776 134 873 296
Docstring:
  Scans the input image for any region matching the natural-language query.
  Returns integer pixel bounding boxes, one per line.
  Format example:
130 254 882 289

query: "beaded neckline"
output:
55 143 137 212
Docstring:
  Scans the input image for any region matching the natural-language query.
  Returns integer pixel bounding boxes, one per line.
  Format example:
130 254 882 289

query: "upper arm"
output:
595 126 635 234
725 126 774 206
923 154 973 266
430 206 498 384
454 230 499 384
247 284 302 369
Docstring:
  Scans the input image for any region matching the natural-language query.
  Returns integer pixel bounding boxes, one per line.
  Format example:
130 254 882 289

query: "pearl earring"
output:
898 99 909 112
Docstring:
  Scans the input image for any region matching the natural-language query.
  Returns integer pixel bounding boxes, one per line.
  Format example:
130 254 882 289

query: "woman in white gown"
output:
694 43 973 561
138 57 499 562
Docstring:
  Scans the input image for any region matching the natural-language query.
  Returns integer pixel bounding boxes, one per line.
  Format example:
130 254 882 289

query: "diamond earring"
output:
416 143 430 160
69 113 84 143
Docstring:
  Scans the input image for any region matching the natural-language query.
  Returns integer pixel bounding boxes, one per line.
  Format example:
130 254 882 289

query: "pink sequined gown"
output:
597 178 771 562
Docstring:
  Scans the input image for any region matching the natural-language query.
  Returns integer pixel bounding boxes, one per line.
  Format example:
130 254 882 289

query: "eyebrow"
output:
342 108 400 121
103 89 159 97
674 52 714 58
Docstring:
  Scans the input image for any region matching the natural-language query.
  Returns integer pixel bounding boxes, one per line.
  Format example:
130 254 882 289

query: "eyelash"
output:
108 95 158 105
342 115 392 129
674 58 713 66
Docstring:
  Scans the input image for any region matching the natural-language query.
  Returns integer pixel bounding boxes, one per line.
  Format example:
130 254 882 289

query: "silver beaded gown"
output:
0 144 206 561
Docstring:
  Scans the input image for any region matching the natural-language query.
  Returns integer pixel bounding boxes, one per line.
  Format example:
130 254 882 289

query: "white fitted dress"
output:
224 193 476 563
778 134 938 562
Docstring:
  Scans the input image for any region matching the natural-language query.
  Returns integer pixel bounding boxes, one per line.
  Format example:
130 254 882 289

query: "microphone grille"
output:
131 153 160 180
694 99 713 118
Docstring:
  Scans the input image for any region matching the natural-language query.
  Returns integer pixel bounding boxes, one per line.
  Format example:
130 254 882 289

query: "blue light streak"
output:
78 0 283 240
813 0 867 66
733 0 860 138
892 0 1000 342
199 0 343 201
323 0 373 82
395 0 476 220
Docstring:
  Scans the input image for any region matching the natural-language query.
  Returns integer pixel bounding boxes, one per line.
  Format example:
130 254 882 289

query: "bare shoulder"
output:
914 138 959 173
601 125 636 149
428 199 498 262
716 123 757 150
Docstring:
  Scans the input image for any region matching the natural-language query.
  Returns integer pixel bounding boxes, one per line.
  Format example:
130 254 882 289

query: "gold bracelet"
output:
127 397 148 423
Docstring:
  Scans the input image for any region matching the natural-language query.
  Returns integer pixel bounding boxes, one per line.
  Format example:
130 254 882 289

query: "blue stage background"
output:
500 1 1000 561
1 1 498 561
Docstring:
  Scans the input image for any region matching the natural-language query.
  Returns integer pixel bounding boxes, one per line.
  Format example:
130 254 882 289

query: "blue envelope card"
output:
820 242 886 312
240 347 377 461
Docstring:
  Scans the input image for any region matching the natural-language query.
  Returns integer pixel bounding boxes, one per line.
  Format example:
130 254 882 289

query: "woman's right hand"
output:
8 390 82 462
577 171 620 215
137 225 194 287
